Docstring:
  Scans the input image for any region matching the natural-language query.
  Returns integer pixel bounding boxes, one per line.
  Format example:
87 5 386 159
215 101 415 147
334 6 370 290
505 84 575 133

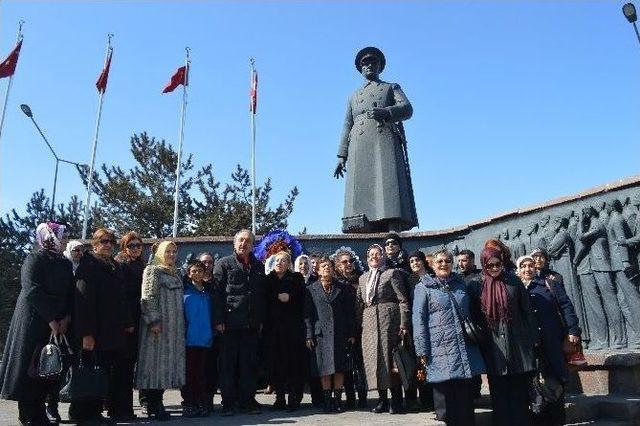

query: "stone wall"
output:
153 174 640 351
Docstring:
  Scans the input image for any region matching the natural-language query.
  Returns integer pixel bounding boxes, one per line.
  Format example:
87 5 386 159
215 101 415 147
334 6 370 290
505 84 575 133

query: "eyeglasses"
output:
100 239 116 245
127 243 142 249
435 259 453 264
385 240 399 246
338 259 353 264
71 248 84 253
485 262 503 270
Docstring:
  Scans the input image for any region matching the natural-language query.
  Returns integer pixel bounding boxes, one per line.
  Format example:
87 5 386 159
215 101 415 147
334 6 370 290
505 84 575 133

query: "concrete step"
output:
566 394 640 425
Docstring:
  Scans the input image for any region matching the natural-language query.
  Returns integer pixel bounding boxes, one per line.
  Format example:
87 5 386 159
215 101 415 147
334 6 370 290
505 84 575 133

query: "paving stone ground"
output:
0 390 617 426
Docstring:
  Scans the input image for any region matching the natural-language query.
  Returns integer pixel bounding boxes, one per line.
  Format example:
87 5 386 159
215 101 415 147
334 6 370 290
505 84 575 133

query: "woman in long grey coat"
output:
304 256 355 413
356 244 410 414
413 249 485 425
334 47 418 232
0 222 73 425
468 247 538 426
136 241 185 421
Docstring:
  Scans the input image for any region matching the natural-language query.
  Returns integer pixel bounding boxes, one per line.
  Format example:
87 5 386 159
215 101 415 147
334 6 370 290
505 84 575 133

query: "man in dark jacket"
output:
213 230 266 416
384 233 411 274
457 249 481 284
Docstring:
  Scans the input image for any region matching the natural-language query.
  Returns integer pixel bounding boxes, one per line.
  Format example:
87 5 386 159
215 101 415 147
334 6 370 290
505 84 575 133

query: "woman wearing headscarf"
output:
71 228 132 423
63 240 85 273
111 231 145 420
294 255 313 285
468 247 538 426
484 239 517 273
413 249 485 425
517 255 580 425
356 244 410 414
135 240 185 422
0 222 73 426
264 251 306 411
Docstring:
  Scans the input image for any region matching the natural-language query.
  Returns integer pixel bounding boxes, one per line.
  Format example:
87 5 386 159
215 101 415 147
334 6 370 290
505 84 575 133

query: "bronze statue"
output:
334 47 418 233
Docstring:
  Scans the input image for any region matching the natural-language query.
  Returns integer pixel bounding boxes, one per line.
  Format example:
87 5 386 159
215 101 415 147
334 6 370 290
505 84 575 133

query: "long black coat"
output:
0 250 74 401
75 253 131 352
265 270 306 386
468 273 538 376
115 253 145 358
304 280 355 377
526 277 580 382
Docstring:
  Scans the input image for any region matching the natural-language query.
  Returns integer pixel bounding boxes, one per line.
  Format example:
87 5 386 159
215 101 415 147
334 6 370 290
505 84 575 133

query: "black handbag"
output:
38 333 68 379
443 285 487 346
392 335 417 390
528 356 564 415
346 341 367 390
59 352 109 403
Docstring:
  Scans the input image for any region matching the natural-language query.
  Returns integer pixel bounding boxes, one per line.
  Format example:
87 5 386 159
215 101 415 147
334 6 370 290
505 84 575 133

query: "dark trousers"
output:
185 346 208 406
69 350 117 422
344 370 366 402
204 338 220 400
219 329 259 407
487 373 532 426
107 356 135 417
432 378 475 426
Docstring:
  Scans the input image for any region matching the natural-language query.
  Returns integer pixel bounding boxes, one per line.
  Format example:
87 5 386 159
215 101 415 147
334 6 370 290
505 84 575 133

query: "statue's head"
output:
608 199 622 214
501 228 509 240
540 215 550 227
355 47 385 81
553 216 566 230
582 206 596 219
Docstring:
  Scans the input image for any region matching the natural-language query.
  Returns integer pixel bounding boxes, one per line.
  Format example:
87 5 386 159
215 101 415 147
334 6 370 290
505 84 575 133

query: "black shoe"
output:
389 386 404 414
405 398 420 413
333 389 344 413
240 400 262 415
147 402 170 422
357 390 368 409
219 406 235 417
271 395 287 411
322 389 333 413
46 404 62 424
286 394 300 412
183 405 200 418
372 390 389 414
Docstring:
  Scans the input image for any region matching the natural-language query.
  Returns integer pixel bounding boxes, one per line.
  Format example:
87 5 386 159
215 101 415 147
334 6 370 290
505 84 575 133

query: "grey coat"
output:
338 79 418 230
304 281 355 376
412 274 485 383
356 268 410 390
135 265 185 390
468 273 538 376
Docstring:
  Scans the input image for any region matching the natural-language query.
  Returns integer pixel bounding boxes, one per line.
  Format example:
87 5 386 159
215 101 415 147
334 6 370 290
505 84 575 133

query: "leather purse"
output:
59 352 109 402
392 335 417 390
39 333 72 379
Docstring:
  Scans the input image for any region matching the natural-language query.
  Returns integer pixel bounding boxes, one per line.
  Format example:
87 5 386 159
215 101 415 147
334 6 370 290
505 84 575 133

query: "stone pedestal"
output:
566 351 640 395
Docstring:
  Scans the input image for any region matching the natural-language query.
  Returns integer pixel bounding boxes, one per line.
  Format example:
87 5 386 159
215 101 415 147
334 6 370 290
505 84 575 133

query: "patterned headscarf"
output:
480 247 512 329
35 222 66 252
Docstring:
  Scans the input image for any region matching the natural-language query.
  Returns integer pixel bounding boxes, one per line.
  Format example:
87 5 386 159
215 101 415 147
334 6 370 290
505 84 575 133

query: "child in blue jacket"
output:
183 260 214 417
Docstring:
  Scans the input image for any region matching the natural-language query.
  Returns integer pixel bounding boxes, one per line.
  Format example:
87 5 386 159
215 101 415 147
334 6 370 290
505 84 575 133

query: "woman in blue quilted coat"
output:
412 249 485 425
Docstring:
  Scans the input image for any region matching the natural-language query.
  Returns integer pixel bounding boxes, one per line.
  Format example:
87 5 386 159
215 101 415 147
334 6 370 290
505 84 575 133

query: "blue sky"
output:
0 1 638 235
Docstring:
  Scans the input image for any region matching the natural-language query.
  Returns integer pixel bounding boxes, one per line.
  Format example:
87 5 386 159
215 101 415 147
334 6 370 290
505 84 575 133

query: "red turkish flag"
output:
0 39 23 79
249 69 258 113
162 65 188 93
95 48 112 93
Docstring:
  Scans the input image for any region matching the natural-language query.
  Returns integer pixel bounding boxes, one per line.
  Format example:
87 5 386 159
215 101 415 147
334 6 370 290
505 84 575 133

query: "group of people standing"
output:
0 223 582 426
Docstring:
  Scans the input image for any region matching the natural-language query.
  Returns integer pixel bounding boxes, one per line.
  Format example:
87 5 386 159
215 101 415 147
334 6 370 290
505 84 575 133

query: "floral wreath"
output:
254 229 304 274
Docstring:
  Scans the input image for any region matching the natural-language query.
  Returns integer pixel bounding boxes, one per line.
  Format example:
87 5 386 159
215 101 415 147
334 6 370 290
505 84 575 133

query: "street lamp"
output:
20 103 87 218
623 3 640 46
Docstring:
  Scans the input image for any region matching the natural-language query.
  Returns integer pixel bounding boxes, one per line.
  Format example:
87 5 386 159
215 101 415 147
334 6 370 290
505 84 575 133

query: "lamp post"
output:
20 104 87 218
623 3 640 46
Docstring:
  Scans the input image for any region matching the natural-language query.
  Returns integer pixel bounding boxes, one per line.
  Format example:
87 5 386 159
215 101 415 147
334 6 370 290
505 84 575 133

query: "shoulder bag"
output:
443 285 487 346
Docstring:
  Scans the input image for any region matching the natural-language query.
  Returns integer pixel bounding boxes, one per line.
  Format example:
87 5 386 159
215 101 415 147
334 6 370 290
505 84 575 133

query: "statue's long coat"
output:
338 79 418 230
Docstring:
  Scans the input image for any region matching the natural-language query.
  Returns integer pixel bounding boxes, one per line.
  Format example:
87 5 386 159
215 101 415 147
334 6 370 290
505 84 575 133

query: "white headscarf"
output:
294 254 312 282
63 240 84 272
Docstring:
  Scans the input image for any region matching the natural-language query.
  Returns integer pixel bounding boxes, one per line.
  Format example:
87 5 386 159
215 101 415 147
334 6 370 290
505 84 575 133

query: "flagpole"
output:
250 58 257 235
172 47 190 238
0 20 24 146
82 34 112 240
